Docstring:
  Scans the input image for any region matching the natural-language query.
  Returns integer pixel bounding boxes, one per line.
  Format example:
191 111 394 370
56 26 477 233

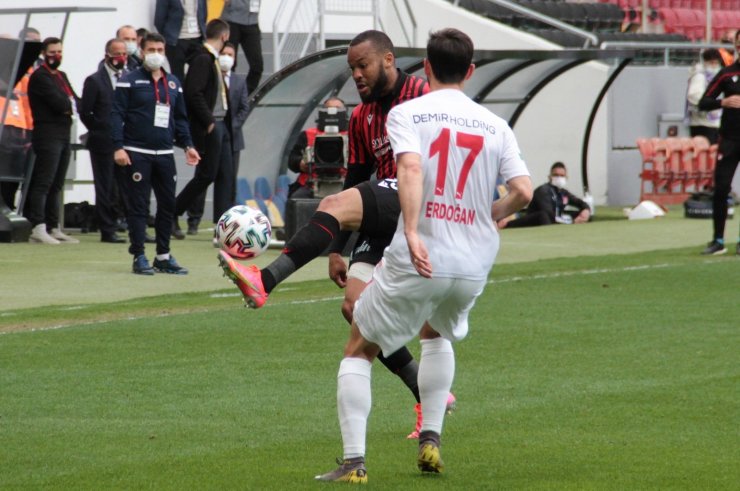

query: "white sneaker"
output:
50 228 80 244
29 224 60 244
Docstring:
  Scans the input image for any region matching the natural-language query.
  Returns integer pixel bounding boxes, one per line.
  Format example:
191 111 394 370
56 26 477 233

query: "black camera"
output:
304 106 348 197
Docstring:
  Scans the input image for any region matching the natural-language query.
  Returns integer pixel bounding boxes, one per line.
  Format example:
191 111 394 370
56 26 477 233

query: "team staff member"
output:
173 19 232 238
219 30 454 440
186 41 249 235
699 29 740 256
81 38 129 244
111 32 200 275
25 37 80 245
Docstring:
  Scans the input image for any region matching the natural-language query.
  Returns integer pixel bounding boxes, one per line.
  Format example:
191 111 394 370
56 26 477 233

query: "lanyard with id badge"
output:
153 74 171 129
249 0 260 13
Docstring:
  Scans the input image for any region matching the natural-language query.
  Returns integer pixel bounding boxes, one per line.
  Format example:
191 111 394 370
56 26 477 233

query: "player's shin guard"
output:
337 357 372 459
418 338 455 435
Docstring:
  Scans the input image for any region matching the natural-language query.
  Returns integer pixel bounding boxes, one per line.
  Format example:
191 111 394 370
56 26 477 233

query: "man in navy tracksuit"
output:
111 32 200 275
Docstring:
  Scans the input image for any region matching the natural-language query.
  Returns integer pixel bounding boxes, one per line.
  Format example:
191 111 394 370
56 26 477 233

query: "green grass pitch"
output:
1 210 739 489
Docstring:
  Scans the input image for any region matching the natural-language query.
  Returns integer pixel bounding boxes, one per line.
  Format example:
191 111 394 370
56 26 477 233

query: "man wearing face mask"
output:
24 37 81 244
687 49 724 144
116 25 142 71
80 38 131 244
173 19 233 237
185 41 249 234
111 32 200 274
498 162 590 228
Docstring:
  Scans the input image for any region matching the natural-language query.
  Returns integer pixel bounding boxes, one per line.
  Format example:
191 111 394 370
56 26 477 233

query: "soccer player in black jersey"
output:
219 30 454 437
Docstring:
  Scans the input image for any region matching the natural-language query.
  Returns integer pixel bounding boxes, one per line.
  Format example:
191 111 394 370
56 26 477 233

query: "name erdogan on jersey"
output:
425 201 476 225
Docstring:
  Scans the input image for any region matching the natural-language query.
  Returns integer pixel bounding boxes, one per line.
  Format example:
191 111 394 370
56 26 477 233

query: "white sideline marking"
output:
0 258 727 335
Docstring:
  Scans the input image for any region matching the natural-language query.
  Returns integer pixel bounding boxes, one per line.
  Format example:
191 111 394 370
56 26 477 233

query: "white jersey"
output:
385 88 529 280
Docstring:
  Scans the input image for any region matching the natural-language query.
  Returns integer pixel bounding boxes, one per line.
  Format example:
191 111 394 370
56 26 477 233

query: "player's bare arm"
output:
492 175 533 222
396 151 432 278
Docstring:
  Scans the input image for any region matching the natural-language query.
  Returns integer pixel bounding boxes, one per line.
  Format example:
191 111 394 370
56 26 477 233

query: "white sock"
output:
418 337 455 435
337 357 372 459
155 253 170 261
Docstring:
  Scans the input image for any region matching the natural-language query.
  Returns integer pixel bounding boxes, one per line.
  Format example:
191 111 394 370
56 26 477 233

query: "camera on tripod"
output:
303 105 348 198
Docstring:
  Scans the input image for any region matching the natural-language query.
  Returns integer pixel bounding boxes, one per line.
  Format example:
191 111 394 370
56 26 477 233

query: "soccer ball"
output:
215 205 272 259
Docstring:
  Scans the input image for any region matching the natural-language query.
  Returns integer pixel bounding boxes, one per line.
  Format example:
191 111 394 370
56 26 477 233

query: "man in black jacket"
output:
185 41 249 234
25 37 81 244
174 19 233 237
698 30 740 256
80 38 129 243
499 162 591 228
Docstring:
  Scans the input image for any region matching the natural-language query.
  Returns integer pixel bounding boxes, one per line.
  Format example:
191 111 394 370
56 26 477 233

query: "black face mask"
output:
45 54 62 69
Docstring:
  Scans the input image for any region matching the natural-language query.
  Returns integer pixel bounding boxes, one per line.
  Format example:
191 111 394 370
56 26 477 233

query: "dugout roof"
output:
244 47 635 194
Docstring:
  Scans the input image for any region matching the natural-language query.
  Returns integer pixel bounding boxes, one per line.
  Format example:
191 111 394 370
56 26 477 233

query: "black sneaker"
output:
133 255 155 275
172 222 185 240
417 430 444 474
701 240 727 255
153 256 188 275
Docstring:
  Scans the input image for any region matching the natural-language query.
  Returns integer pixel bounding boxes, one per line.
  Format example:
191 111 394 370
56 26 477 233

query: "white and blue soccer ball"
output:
216 205 272 259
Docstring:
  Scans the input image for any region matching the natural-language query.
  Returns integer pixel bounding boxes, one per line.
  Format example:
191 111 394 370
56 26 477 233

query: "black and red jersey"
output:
700 60 740 140
345 70 428 187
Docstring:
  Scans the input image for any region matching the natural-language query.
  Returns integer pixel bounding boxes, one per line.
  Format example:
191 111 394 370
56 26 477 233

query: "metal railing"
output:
453 0 599 48
600 41 727 66
272 0 416 71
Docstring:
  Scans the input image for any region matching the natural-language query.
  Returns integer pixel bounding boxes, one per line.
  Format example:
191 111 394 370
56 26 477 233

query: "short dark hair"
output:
41 36 62 51
105 37 125 54
221 41 236 53
136 28 148 38
550 162 567 173
426 28 473 84
349 30 394 55
205 19 230 40
702 48 724 64
141 32 166 50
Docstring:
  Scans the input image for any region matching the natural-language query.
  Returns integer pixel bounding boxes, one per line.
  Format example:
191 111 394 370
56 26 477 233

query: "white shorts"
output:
353 260 486 356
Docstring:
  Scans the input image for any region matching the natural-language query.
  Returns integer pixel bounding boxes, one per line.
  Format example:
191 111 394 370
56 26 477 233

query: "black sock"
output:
262 211 339 293
378 347 420 403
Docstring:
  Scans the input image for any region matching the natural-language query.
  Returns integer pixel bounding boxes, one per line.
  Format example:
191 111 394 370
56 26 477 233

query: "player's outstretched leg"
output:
314 457 368 483
406 394 458 439
218 210 342 307
417 430 444 474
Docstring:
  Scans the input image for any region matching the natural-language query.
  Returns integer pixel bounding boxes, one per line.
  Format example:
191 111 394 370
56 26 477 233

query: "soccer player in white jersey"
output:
315 28 533 483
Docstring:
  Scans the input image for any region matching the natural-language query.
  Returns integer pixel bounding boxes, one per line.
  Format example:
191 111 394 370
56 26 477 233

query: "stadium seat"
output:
236 177 266 216
691 136 715 191
273 174 291 218
254 176 285 228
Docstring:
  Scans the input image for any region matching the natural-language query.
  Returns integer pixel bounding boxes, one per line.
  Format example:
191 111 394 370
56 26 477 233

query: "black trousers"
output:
176 121 233 223
165 38 202 83
118 151 176 257
689 126 719 145
187 149 239 226
89 150 120 237
24 137 70 228
227 22 263 94
712 137 740 241
504 210 553 228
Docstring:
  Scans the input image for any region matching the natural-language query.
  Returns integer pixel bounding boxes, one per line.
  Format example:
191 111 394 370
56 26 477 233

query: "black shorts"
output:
349 179 400 266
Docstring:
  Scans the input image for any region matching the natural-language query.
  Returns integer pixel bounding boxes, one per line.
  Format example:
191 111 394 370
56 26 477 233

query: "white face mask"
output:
218 54 234 72
705 65 721 78
551 176 567 189
144 52 165 71
124 40 138 56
